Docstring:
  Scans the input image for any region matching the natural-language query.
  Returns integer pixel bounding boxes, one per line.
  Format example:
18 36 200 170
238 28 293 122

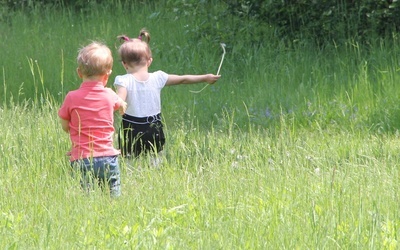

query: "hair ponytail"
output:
117 28 150 43
138 28 150 43
117 35 131 43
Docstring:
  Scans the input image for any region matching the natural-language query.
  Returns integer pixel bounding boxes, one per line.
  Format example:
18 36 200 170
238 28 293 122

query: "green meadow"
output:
2 1 400 249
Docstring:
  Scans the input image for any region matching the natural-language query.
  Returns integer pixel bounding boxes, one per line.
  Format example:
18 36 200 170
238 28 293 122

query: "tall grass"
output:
2 1 400 249
2 100 400 248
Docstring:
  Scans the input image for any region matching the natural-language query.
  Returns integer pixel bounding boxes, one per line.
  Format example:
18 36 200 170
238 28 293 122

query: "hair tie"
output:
122 36 130 42
138 35 142 41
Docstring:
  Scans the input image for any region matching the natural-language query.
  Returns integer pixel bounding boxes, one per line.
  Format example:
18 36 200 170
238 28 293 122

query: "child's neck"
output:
82 75 108 86
127 65 149 81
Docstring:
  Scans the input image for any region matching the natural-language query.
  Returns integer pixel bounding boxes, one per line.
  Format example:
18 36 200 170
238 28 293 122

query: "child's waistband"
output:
122 113 162 124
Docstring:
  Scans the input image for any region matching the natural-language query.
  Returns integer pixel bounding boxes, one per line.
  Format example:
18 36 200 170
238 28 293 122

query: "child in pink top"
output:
58 41 127 197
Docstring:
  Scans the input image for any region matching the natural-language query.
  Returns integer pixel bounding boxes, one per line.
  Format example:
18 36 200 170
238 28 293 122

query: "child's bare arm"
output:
60 118 70 133
115 87 127 115
116 86 128 101
166 74 220 86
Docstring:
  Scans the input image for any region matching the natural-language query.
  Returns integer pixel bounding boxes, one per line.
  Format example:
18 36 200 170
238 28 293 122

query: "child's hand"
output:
205 74 221 84
118 99 127 115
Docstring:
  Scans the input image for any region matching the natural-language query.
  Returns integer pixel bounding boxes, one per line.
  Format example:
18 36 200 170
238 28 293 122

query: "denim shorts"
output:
71 155 121 197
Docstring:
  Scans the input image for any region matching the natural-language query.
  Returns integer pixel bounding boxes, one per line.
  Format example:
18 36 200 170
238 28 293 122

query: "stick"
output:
190 43 226 94
217 43 226 75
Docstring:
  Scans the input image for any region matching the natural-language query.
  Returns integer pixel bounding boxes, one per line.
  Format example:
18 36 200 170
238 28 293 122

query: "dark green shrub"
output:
225 0 400 45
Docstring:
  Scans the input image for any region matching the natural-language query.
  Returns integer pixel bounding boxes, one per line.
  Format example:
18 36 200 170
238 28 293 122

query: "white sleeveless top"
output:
114 70 168 117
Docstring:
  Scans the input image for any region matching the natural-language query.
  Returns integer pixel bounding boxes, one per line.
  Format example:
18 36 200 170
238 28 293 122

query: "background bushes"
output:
2 0 399 45
224 0 400 45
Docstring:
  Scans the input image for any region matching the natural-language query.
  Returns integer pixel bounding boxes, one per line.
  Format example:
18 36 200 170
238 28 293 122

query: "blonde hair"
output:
117 28 152 66
77 42 113 77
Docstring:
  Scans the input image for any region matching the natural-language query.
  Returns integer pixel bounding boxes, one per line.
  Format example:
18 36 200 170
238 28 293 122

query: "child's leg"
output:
135 121 166 157
120 120 135 158
92 156 121 197
106 156 121 197
150 150 164 168
71 159 95 194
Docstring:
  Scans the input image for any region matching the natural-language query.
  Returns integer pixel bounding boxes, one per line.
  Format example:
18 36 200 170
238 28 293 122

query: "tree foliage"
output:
225 0 400 45
2 0 400 45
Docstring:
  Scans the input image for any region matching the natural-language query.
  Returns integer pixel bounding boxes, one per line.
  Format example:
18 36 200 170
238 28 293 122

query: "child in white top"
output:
114 28 220 158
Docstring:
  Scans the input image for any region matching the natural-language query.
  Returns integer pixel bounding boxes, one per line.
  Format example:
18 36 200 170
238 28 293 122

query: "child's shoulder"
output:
115 73 131 80
151 70 167 75
104 87 117 94
65 88 81 97
114 74 132 86
150 70 168 79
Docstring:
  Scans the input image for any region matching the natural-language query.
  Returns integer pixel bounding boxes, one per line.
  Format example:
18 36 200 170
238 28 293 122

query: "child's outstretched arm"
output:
166 74 220 86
